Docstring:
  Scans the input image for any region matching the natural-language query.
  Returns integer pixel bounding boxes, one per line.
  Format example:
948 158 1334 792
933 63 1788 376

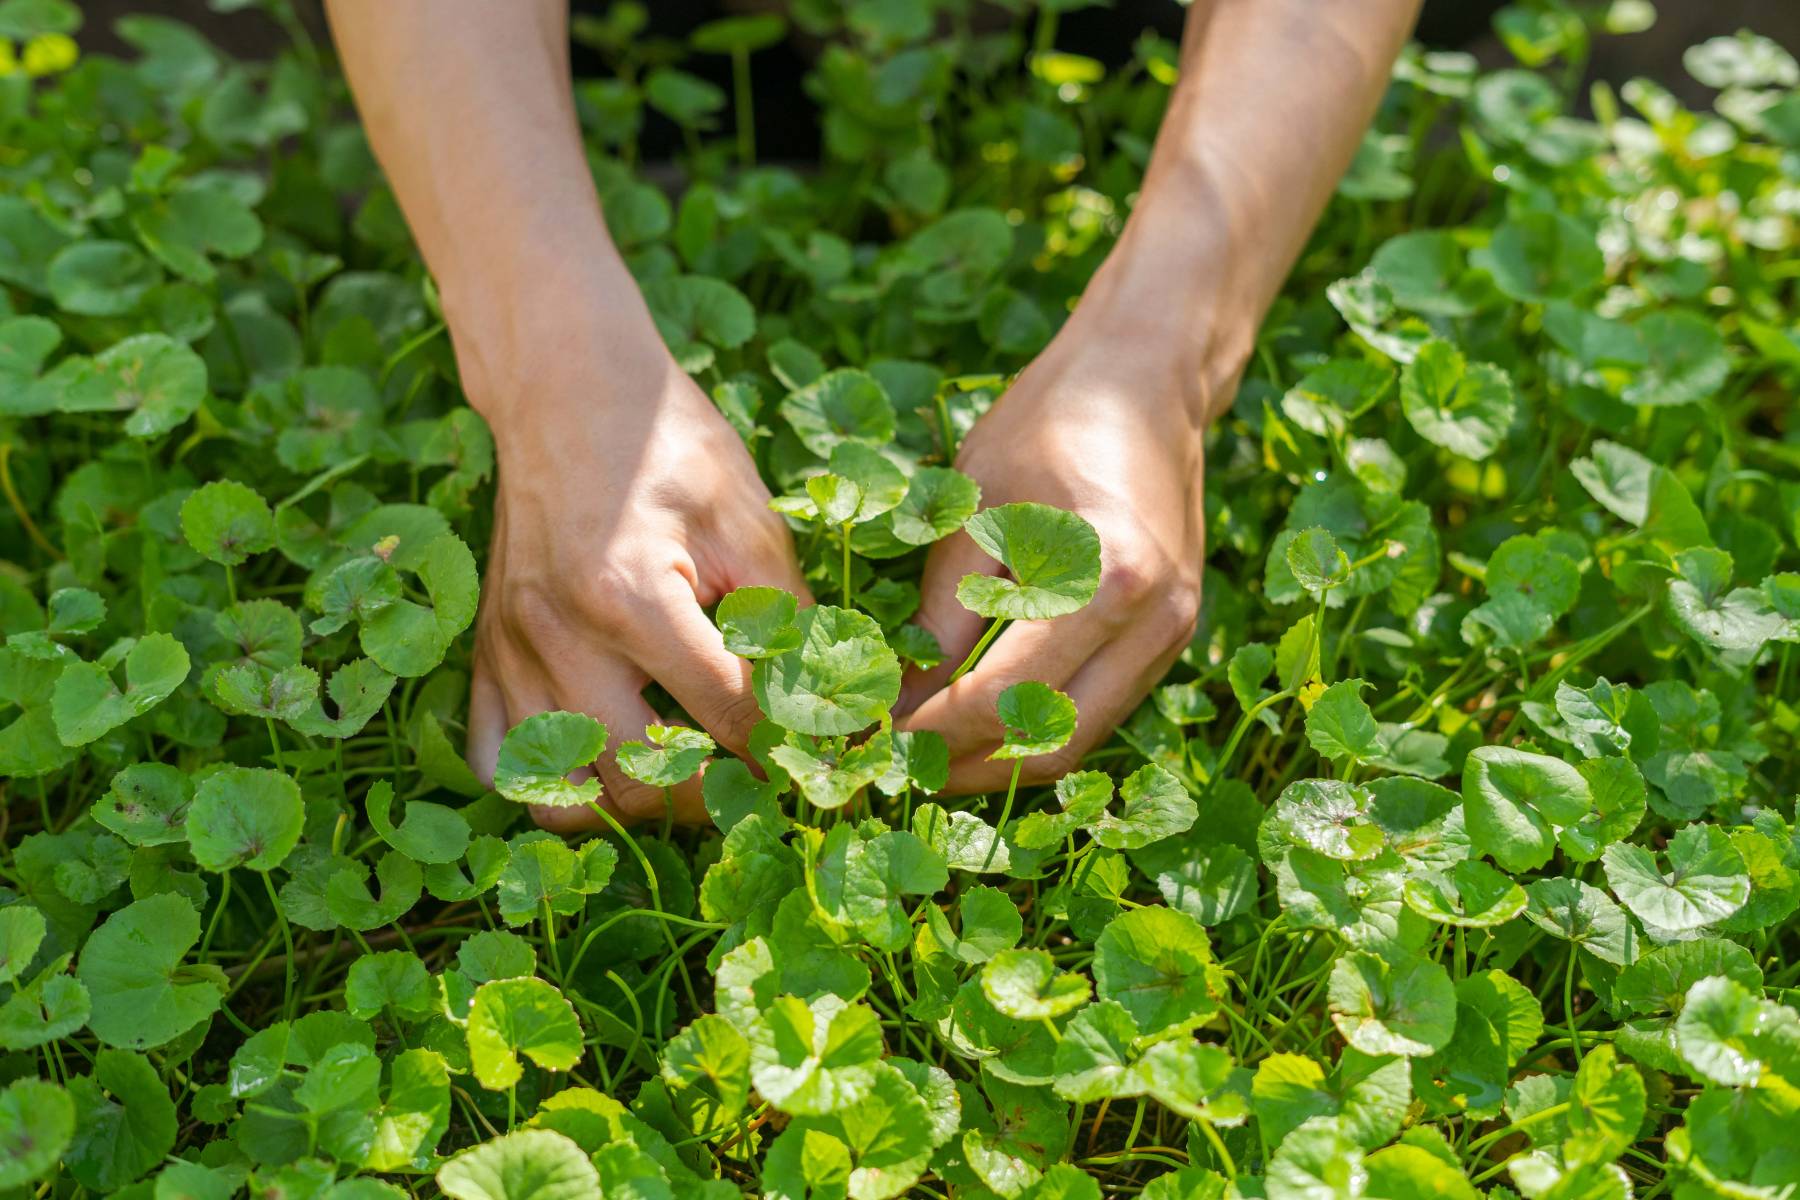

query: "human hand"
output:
898 257 1243 793
461 322 809 831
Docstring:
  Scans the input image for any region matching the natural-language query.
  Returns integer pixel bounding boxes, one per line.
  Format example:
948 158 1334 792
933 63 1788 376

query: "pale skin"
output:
326 0 1422 828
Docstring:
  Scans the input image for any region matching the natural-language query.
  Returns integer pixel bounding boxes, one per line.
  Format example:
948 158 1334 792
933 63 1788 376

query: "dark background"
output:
75 0 1800 164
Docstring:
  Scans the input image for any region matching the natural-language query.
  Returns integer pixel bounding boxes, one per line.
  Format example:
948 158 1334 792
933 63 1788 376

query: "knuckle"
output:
708 692 763 751
578 569 642 636
611 779 667 823
1102 549 1165 606
1149 580 1202 647
501 578 572 641
531 805 590 835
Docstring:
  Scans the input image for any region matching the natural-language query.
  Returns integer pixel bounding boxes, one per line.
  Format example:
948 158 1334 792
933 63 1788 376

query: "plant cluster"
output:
2 0 1800 1197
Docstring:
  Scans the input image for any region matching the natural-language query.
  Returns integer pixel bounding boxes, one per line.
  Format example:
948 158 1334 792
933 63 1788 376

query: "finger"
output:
899 609 1111 761
466 668 507 787
694 506 815 608
732 514 816 607
898 530 1000 712
632 576 767 758
936 630 1182 796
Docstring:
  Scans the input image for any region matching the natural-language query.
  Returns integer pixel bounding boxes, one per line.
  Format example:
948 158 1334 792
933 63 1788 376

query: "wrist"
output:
444 255 674 430
1067 217 1254 429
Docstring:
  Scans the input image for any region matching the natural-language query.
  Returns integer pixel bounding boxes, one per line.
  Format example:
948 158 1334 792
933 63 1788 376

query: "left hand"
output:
897 269 1239 793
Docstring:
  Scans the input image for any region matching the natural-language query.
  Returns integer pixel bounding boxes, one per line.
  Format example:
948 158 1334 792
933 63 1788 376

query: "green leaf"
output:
1286 527 1347 597
1463 746 1591 873
716 586 802 659
92 766 192 849
290 657 396 739
1400 338 1516 460
1328 950 1457 1057
0 905 45 983
956 503 1102 620
367 1048 452 1171
186 765 304 873
617 724 715 789
983 948 1090 1020
1362 1143 1479 1200
467 977 584 1091
492 711 608 808
75 892 221 1050
1092 906 1221 1035
1098 764 1198 850
52 633 190 746
358 534 479 677
1617 938 1762 1016
0 1077 74 1189
1524 876 1639 966
660 1014 750 1136
66 1049 177 1191
992 681 1077 760
327 849 425 931
1403 859 1528 927
822 441 908 524
346 950 435 1021
86 334 208 438
1624 309 1728 407
752 605 901 736
876 466 981 550
749 994 884 1115
1566 1045 1645 1167
437 1128 601 1200
927 885 1022 964
1051 1000 1142 1102
180 478 275 565
1674 975 1800 1086
1267 1117 1367 1200
48 240 159 316
780 369 896 457
1476 210 1603 303
1603 823 1750 933
365 779 470 865
769 728 892 810
642 274 752 369
1305 680 1382 765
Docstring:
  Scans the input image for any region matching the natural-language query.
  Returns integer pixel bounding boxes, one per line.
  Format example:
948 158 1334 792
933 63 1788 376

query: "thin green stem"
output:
983 760 1023 870
841 522 854 609
949 617 1008 684
260 870 297 1021
200 871 233 961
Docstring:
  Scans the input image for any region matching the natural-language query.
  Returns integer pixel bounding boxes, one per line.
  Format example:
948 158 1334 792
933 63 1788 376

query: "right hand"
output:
461 328 809 831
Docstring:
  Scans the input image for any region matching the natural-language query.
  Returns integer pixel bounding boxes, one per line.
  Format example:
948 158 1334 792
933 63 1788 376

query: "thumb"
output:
898 530 997 713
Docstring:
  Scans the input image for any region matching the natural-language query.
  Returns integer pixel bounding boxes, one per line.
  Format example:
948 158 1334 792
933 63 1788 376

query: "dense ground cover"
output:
3 0 1800 1196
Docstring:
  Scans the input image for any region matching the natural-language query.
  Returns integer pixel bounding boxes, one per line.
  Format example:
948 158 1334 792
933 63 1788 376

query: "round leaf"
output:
186 765 304 873
957 503 1102 620
75 893 221 1050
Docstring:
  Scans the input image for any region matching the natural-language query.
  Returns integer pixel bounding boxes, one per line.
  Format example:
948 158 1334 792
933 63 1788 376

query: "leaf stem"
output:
1564 946 1583 1066
840 522 854 609
949 617 1008 684
200 871 233 960
260 870 296 1021
983 759 1023 870
0 443 61 560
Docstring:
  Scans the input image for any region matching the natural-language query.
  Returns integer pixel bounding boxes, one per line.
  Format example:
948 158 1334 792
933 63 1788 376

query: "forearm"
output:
323 0 660 413
1082 0 1422 415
